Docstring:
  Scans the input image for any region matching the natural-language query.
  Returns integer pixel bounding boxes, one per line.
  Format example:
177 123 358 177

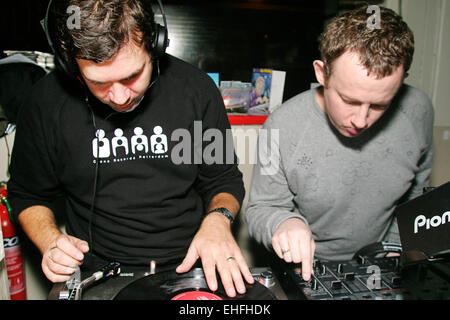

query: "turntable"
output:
48 263 288 300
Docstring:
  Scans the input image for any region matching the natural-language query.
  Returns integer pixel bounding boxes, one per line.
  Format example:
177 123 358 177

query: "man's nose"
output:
351 104 370 129
109 83 131 106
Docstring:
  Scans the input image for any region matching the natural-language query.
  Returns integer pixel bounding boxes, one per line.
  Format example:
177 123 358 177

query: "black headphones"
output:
41 0 169 78
353 241 403 260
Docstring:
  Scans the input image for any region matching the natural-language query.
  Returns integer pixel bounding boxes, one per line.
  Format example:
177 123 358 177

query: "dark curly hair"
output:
319 5 414 79
49 0 156 64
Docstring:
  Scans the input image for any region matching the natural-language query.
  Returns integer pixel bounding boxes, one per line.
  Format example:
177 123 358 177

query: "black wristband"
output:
207 207 234 224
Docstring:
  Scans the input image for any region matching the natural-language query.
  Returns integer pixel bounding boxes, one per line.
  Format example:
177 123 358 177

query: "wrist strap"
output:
207 207 234 224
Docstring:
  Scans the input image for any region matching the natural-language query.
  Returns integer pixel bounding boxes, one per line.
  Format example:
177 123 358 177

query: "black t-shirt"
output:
7 54 244 266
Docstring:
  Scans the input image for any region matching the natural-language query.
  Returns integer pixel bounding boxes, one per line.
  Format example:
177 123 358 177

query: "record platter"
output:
48 264 288 300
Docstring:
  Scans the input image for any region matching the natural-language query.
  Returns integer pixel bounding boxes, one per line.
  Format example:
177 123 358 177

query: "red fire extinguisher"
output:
0 184 27 300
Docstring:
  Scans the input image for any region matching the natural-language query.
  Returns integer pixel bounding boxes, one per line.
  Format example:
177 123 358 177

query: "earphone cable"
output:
87 93 99 253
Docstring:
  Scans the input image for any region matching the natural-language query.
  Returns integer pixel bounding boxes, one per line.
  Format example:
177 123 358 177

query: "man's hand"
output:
18 205 90 283
176 212 254 298
272 217 315 281
42 234 89 283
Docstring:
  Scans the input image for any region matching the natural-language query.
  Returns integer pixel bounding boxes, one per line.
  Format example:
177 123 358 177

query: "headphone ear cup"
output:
54 52 80 78
151 23 169 59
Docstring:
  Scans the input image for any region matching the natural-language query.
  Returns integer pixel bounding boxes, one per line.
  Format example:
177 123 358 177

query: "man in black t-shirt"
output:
7 0 253 298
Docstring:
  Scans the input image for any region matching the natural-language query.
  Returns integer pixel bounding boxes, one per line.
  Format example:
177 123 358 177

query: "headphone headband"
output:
41 0 169 77
153 0 169 58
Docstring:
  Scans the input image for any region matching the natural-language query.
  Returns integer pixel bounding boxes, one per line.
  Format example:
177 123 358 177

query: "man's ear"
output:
313 60 327 86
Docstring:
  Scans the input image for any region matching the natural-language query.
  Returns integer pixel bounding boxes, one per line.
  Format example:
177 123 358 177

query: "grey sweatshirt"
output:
245 84 434 261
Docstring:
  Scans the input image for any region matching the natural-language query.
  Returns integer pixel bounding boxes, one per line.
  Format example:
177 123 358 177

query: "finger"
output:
288 233 302 264
277 232 292 263
56 236 85 262
385 252 400 258
299 236 312 281
176 245 199 274
230 271 246 296
271 238 283 259
74 238 90 253
283 250 292 263
41 259 73 283
46 256 77 277
224 255 246 295
217 256 236 297
311 238 316 262
222 249 255 296
235 253 255 285
202 256 218 293
42 267 71 283
47 246 83 269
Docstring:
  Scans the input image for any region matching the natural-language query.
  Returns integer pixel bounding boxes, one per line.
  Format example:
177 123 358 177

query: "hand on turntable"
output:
42 234 90 283
272 217 315 281
175 212 255 298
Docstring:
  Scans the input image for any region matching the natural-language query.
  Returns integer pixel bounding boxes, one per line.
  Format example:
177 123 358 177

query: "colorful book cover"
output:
248 68 272 115
249 68 285 114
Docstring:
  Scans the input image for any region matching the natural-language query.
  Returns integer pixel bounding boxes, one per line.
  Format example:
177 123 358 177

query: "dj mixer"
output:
276 255 449 300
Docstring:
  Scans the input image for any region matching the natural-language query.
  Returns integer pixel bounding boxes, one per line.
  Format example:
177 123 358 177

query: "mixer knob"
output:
320 264 327 275
259 270 275 287
344 272 355 281
391 276 402 286
314 260 322 272
337 263 344 274
331 280 342 290
311 279 319 290
356 255 366 265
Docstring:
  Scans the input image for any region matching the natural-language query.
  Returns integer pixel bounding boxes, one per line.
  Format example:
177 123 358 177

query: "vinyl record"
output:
114 268 276 300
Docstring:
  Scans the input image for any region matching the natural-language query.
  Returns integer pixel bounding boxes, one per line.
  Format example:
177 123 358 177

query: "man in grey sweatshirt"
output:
245 6 434 282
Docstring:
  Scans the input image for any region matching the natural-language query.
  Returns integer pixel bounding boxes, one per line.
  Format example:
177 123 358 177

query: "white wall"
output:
384 0 450 186
397 0 450 126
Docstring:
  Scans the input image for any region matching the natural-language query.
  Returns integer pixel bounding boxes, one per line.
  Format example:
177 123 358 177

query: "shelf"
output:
228 114 268 125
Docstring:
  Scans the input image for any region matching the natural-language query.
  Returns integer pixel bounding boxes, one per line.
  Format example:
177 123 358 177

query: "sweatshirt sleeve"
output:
383 87 435 244
245 116 309 249
192 74 245 210
403 94 435 201
7 79 62 224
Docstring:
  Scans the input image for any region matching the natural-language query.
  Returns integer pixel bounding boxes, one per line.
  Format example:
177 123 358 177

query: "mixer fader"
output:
278 256 412 300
